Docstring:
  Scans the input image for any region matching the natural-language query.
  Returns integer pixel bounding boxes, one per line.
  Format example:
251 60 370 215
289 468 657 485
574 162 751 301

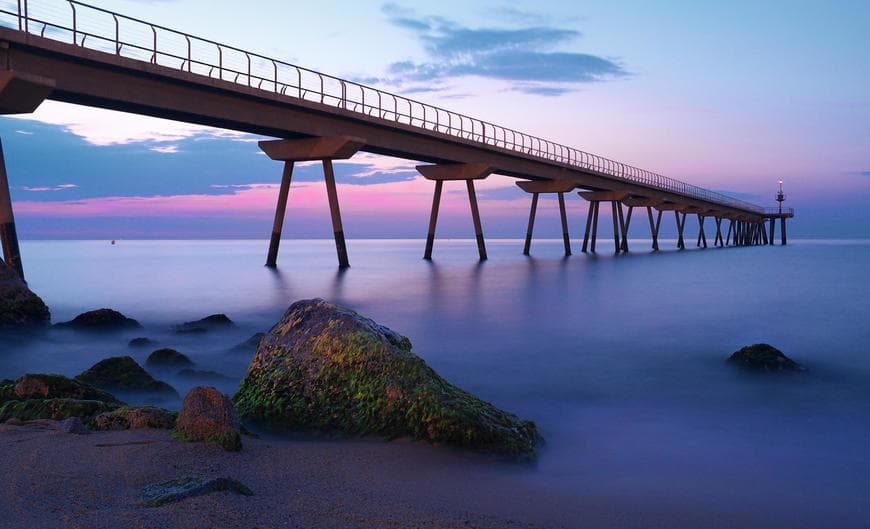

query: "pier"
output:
0 0 794 276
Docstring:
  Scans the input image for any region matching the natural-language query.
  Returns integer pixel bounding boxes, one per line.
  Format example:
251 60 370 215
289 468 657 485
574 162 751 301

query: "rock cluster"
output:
0 259 50 328
55 309 141 330
75 356 178 398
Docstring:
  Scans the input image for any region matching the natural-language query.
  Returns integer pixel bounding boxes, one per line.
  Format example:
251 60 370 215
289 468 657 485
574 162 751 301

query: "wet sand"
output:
0 421 820 529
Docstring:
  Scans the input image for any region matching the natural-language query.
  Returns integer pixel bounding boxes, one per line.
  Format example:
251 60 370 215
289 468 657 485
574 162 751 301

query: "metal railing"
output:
762 207 794 216
2 0 766 214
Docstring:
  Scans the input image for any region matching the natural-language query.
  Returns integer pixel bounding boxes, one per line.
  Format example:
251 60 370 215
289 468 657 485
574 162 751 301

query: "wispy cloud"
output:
381 3 627 96
15 130 33 135
21 184 78 192
150 145 179 154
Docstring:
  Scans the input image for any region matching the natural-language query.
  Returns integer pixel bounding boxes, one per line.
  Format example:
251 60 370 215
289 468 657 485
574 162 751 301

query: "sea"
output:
2 238 869 527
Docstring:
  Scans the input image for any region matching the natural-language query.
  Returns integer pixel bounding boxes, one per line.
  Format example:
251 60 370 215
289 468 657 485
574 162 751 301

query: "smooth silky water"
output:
2 239 869 527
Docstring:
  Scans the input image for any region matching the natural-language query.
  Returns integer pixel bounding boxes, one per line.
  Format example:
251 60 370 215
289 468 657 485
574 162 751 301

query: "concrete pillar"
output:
265 161 293 267
781 218 787 245
558 192 571 256
417 163 493 261
517 180 574 256
258 135 364 268
0 138 24 281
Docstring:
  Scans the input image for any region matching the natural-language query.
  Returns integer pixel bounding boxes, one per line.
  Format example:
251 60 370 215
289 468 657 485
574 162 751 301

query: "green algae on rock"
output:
0 259 50 328
76 356 179 398
0 373 121 404
92 405 177 430
233 299 541 458
0 398 118 424
728 343 805 372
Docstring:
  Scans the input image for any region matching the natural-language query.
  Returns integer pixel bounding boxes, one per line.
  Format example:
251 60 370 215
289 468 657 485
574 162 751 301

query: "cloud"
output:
381 4 627 95
150 145 179 154
20 184 78 192
15 130 33 135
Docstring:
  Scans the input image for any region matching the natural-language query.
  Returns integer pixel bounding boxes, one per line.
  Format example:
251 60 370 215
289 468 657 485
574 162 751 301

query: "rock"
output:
230 333 265 353
129 337 156 348
142 476 252 507
56 309 141 330
175 314 234 334
175 386 242 451
0 398 117 424
1 374 121 404
146 348 193 369
58 416 90 434
92 406 177 430
75 356 179 398
0 258 50 328
177 368 233 382
233 299 541 458
728 343 805 372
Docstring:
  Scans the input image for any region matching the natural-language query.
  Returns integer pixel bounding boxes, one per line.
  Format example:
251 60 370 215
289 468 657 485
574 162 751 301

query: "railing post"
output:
70 2 77 44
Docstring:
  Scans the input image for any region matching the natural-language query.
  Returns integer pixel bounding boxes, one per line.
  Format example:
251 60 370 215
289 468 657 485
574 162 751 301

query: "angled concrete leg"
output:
523 192 539 256
0 139 23 281
591 202 600 253
558 192 571 256
467 180 487 260
611 201 621 253
323 160 350 268
582 202 594 253
424 180 444 259
619 205 633 252
266 161 294 267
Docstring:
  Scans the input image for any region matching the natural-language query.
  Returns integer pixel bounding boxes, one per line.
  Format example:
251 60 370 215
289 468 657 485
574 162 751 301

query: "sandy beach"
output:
1 419 825 529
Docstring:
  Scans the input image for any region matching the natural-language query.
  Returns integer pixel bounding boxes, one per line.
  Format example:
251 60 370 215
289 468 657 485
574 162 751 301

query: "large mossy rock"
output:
233 299 540 458
56 308 141 330
76 356 178 398
728 343 805 372
0 259 50 328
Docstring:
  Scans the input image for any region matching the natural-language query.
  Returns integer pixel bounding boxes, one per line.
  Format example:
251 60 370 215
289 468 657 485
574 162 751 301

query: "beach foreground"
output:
0 419 837 529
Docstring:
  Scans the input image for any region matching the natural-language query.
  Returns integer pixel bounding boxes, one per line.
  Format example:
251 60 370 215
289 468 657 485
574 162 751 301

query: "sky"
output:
1 0 869 239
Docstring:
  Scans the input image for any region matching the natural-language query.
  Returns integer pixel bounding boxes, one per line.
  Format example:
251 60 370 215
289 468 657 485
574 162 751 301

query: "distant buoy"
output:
111 240 116 245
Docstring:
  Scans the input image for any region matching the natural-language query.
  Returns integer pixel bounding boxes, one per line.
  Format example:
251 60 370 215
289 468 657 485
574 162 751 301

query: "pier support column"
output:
618 204 633 253
780 218 787 245
713 217 723 247
517 180 576 256
648 207 662 251
696 214 708 248
582 201 600 253
0 139 24 281
725 219 734 246
675 212 686 250
417 163 493 260
259 136 365 268
579 191 630 254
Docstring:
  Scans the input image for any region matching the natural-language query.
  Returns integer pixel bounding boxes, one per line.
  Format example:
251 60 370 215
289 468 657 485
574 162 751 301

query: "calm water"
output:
3 239 870 527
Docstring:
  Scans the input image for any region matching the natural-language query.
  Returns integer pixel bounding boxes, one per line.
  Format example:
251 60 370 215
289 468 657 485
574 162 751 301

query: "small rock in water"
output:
0 259 51 328
728 343 805 372
174 314 234 334
229 333 265 353
146 348 194 369
76 356 179 398
58 416 89 434
129 337 156 348
175 386 242 451
141 476 253 507
55 309 141 331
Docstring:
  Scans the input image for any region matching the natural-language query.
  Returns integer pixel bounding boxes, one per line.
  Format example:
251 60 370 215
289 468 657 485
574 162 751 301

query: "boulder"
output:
75 356 178 398
230 333 265 353
56 309 141 330
129 337 156 348
145 348 193 369
0 373 121 404
142 476 252 507
728 343 805 372
175 314 234 334
175 386 242 451
92 406 177 430
0 258 50 328
0 398 117 424
233 299 540 458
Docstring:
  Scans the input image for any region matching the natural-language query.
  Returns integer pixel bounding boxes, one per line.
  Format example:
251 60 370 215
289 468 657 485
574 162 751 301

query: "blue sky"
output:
1 0 869 238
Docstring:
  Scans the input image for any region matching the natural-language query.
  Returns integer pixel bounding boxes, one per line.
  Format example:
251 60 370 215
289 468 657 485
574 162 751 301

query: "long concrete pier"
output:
0 0 794 274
